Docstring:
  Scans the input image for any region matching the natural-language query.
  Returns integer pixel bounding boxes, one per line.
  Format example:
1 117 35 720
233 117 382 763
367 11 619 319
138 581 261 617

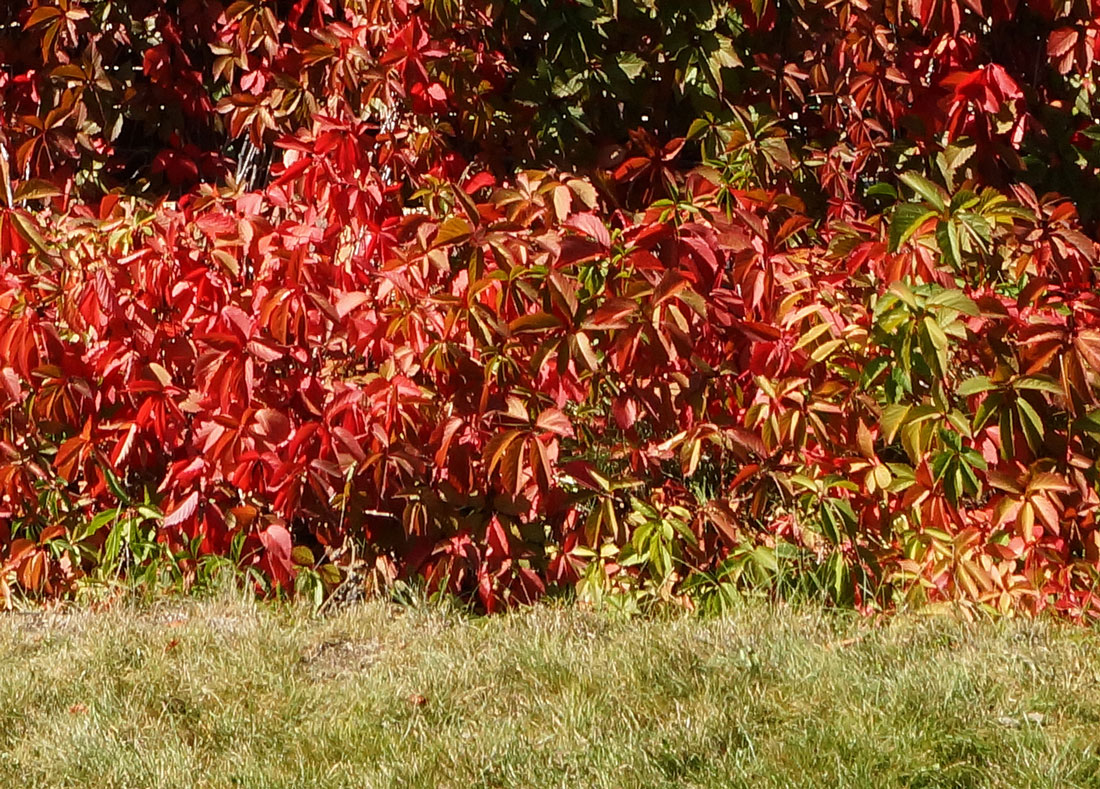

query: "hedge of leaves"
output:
2 0 1100 616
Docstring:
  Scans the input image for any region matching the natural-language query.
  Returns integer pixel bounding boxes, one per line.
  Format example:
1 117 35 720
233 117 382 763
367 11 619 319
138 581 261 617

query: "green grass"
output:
2 596 1100 788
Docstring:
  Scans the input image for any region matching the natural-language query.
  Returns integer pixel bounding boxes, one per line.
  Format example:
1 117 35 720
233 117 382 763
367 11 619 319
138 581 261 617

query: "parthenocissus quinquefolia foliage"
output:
3 0 1100 616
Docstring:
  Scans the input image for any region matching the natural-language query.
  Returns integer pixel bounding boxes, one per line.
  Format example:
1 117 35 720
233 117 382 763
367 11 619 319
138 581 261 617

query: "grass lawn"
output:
1 596 1100 788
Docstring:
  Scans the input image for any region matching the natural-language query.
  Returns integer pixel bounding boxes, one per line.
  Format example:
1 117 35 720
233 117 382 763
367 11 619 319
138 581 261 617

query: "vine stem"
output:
0 130 14 208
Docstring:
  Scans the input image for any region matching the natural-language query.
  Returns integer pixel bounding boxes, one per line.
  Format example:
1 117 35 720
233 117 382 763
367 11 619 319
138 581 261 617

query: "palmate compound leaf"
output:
925 288 979 316
888 204 938 252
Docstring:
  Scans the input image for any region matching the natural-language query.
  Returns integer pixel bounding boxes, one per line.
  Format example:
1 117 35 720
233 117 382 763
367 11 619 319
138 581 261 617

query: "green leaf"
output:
880 404 910 444
944 409 972 438
940 427 963 451
959 458 981 496
888 361 912 400
788 473 819 493
820 502 840 543
827 551 854 605
898 407 938 462
861 356 890 387
925 288 979 316
318 564 342 587
906 404 942 425
629 496 659 520
832 498 858 530
751 546 778 573
900 171 948 212
957 211 992 252
686 118 710 140
922 315 948 350
81 509 120 544
1013 376 1064 395
1016 397 1045 449
957 376 996 396
137 505 161 521
944 466 963 504
9 210 53 258
999 407 1016 459
103 518 129 567
888 204 937 252
887 280 919 310
961 448 988 471
433 216 472 247
949 189 980 214
973 391 1004 432
616 52 646 79
865 183 898 199
935 219 962 270
886 463 917 492
809 338 846 363
930 451 953 483
100 463 132 504
1075 410 1100 436
938 141 976 189
13 179 62 203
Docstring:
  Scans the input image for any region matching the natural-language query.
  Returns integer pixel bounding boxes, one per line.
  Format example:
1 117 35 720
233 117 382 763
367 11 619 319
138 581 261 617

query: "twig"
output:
235 137 258 187
0 130 14 208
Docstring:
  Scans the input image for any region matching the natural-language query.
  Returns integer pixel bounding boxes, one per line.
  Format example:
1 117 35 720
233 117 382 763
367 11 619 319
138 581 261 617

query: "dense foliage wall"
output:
2 0 1100 616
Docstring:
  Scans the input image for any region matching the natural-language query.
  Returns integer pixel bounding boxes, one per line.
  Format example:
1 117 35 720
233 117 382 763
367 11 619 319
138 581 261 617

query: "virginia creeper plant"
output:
1 0 1100 617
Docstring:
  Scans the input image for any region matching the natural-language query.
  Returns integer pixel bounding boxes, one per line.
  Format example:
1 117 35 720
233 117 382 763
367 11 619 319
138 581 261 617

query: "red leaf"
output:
1047 27 1078 59
336 292 371 319
259 523 294 585
486 516 511 558
253 409 290 444
164 492 200 530
612 397 638 429
566 213 611 248
509 311 561 334
7 539 36 564
583 299 637 330
536 407 573 438
463 171 496 194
